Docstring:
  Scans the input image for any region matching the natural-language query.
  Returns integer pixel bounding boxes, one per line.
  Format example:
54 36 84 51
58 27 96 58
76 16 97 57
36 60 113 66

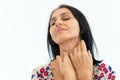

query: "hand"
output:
56 52 77 80
70 40 93 80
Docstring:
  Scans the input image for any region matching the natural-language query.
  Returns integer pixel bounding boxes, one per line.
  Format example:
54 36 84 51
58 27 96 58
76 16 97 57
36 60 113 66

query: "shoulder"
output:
93 62 116 80
31 63 54 80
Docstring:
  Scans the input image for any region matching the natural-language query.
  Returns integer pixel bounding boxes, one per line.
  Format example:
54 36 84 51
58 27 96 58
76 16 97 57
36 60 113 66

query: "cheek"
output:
49 27 55 39
49 28 53 36
73 28 80 36
70 22 80 34
75 21 80 32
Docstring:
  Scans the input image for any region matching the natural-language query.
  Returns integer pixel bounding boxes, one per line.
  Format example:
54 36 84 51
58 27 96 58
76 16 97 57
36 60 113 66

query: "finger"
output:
87 50 91 57
88 50 92 59
77 41 82 55
56 55 63 69
73 47 78 56
88 50 93 65
62 52 71 64
70 52 74 62
69 52 76 67
81 40 87 54
62 51 68 58
65 52 72 62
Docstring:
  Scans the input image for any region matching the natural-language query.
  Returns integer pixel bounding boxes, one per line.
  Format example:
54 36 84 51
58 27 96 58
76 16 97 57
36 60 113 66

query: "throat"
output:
59 38 80 55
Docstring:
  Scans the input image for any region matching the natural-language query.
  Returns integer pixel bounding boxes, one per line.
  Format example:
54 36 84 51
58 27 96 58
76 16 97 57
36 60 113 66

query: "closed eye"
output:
51 18 70 26
51 22 55 26
62 18 70 21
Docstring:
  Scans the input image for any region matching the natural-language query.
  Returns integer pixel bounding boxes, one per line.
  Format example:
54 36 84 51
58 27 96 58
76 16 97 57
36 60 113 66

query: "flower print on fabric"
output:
31 62 116 80
94 63 116 80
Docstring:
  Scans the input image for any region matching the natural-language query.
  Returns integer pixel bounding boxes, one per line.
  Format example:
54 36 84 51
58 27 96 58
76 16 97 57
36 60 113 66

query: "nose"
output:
55 20 62 27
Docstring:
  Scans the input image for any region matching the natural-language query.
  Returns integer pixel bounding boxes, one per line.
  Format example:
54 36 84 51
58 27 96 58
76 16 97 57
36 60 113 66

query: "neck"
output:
59 37 80 58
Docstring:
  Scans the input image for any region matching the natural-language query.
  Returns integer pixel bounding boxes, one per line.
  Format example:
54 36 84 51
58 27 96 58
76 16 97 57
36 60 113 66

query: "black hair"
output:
47 4 102 65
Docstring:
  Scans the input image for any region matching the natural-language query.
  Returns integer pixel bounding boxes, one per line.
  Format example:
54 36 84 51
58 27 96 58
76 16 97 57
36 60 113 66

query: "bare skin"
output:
69 40 93 80
49 8 93 80
50 40 93 80
50 60 64 80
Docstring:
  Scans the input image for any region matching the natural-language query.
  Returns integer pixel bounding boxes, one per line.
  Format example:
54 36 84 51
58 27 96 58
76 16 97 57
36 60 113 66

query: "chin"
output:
55 36 71 44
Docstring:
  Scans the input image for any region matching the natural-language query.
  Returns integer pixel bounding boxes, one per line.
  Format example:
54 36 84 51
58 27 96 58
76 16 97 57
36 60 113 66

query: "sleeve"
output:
31 68 39 80
31 65 53 80
94 63 116 80
31 67 45 80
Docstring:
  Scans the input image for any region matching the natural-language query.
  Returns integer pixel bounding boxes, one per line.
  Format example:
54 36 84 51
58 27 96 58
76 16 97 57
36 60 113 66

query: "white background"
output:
0 0 120 80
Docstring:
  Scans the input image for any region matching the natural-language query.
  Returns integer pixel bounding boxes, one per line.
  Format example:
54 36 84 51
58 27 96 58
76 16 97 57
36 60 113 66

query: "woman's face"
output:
49 8 80 44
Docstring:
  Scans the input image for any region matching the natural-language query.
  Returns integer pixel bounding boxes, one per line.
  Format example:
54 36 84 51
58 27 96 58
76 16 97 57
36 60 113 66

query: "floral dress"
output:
31 62 116 80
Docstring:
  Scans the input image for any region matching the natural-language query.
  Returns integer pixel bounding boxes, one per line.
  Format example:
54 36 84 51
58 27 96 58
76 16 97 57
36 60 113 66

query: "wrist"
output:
77 72 93 80
64 74 76 80
64 77 76 80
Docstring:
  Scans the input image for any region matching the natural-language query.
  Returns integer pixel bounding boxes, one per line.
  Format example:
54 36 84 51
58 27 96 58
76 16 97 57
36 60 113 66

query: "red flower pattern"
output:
44 70 48 76
94 75 98 79
112 75 115 79
32 63 116 80
108 73 112 79
100 73 104 78
103 67 108 73
40 68 45 73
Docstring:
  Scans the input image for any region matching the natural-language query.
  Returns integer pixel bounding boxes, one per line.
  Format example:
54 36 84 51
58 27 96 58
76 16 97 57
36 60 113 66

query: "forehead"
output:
51 8 73 18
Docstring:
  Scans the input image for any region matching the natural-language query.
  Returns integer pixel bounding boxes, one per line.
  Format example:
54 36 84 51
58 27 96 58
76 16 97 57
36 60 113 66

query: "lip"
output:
56 28 67 34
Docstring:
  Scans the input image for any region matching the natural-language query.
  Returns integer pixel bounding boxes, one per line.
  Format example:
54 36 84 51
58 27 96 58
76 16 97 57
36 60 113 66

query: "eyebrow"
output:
50 12 70 22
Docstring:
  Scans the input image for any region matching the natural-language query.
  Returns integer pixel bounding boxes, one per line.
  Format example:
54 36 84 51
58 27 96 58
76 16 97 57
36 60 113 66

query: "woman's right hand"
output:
56 52 76 80
69 40 93 80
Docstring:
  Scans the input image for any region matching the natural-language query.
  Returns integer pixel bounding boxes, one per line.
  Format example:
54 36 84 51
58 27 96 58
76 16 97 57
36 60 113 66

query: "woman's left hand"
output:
69 40 93 80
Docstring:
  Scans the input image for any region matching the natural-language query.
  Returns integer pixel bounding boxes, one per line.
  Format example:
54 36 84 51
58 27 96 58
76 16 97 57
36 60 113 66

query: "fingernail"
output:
56 55 59 59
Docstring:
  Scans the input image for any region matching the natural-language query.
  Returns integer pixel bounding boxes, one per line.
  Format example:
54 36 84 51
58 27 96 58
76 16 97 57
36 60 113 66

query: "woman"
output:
31 4 116 80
